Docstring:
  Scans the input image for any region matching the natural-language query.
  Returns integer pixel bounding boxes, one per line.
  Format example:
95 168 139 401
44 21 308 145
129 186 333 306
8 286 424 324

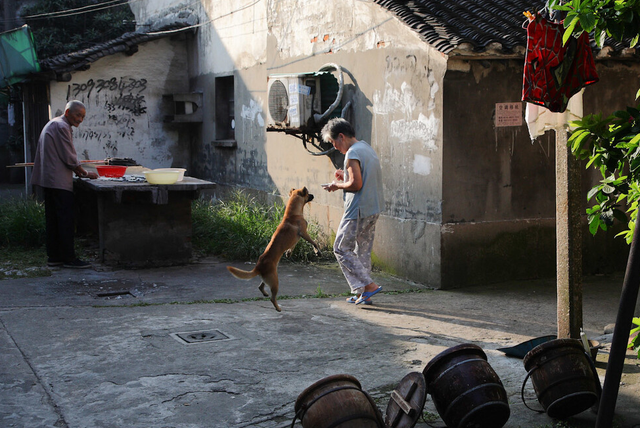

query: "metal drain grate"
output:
171 330 231 345
96 290 134 298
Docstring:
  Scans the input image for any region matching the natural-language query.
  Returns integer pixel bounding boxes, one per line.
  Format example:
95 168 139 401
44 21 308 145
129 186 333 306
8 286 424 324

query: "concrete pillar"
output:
555 128 583 339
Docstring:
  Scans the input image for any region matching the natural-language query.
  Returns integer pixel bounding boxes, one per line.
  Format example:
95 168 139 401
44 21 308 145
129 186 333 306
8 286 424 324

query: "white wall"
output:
49 37 190 168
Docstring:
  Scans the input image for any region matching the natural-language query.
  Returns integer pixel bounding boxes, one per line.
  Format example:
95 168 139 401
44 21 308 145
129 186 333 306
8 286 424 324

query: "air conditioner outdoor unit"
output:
266 73 324 131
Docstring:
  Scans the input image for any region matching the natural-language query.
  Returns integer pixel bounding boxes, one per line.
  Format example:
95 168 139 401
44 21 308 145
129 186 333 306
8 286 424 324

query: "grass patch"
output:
192 191 333 263
0 197 50 279
0 247 50 279
0 197 46 248
0 190 333 278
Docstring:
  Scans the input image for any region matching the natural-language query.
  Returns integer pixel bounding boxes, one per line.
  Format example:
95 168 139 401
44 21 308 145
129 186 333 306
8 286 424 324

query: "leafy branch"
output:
568 107 640 242
550 1 640 242
630 317 640 358
549 0 640 48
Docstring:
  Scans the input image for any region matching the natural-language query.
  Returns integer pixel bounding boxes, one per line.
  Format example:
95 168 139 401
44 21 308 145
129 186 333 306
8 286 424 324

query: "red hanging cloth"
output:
522 14 599 113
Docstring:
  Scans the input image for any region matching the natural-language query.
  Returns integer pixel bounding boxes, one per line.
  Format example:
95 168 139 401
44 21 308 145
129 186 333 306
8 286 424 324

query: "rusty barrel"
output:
293 374 384 428
422 344 510 428
522 338 601 419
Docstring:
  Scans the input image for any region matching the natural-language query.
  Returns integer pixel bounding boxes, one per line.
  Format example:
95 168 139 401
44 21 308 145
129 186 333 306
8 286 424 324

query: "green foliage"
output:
191 191 332 263
314 286 330 298
21 0 136 59
549 0 640 47
568 106 640 242
0 197 46 248
631 317 640 359
0 197 48 279
556 1 640 242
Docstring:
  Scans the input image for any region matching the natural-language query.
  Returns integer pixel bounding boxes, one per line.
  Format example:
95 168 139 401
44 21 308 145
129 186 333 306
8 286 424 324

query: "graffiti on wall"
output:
241 99 265 140
67 77 147 100
375 54 441 180
373 81 439 152
66 77 148 157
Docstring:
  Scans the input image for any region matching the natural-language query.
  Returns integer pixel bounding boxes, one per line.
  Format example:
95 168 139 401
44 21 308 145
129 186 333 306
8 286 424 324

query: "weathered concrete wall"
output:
440 58 633 288
441 60 556 287
128 0 449 287
124 0 635 290
49 37 190 169
261 0 447 287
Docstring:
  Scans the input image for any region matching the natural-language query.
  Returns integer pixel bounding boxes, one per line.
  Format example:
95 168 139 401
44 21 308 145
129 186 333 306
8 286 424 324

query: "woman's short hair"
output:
321 118 355 143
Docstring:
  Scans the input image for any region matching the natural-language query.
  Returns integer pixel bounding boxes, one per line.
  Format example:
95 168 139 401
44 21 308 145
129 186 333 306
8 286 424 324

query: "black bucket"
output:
422 344 510 428
522 338 601 419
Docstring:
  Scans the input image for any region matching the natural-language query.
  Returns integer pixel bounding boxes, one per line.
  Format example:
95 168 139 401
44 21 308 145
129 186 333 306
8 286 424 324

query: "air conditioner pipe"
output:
313 63 344 124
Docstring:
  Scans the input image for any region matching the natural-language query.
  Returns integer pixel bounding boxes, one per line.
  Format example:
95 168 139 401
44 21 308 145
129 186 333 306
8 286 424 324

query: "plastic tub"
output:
96 165 127 177
143 170 181 185
154 168 186 181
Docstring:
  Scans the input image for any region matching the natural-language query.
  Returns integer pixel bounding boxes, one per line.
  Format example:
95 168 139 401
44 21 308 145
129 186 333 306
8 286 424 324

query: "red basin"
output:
96 165 127 177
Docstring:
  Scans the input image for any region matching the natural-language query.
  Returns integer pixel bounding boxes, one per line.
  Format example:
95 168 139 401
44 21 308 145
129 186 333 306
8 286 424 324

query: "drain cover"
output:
96 290 134 298
171 330 231 345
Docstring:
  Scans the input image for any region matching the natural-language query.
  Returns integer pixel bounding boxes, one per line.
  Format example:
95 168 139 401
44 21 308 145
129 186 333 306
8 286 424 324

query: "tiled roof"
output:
39 8 198 73
374 0 635 58
39 31 172 73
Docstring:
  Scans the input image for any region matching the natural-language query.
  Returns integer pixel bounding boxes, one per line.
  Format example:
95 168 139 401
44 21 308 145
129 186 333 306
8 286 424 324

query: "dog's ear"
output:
289 188 296 196
302 187 308 195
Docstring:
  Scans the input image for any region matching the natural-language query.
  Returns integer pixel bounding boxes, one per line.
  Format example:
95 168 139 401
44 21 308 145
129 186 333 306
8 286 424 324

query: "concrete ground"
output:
1 256 639 428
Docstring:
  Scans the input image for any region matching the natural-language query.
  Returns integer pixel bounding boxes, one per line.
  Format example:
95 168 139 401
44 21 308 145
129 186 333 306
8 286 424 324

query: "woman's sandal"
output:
346 295 372 305
355 286 382 305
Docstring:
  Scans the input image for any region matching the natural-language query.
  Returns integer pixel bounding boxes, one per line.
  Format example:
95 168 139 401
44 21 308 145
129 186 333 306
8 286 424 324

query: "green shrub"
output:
0 197 46 248
631 317 640 359
192 191 331 263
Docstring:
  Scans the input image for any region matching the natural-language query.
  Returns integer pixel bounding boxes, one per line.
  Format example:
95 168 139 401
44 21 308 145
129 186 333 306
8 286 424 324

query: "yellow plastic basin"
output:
154 168 186 181
143 170 181 185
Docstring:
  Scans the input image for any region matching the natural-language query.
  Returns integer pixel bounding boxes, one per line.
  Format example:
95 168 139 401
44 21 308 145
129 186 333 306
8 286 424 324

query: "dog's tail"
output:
227 265 259 280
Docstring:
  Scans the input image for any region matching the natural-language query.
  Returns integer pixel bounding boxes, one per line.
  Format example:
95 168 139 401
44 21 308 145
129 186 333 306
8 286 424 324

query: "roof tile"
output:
375 0 637 57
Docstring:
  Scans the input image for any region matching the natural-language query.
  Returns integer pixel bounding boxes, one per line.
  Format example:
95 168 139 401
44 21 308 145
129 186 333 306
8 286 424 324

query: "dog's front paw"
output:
284 249 293 258
314 248 322 257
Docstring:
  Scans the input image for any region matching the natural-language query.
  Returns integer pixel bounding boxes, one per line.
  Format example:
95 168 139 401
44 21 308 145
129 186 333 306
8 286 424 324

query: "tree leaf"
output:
614 208 629 223
564 16 581 44
589 215 601 235
580 13 598 32
586 153 602 168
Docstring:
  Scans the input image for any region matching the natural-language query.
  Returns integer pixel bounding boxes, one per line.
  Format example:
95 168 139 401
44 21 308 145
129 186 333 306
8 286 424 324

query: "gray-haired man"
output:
31 100 98 269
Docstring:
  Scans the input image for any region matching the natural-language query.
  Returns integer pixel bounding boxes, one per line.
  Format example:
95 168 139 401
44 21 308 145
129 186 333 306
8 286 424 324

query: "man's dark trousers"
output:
43 187 76 263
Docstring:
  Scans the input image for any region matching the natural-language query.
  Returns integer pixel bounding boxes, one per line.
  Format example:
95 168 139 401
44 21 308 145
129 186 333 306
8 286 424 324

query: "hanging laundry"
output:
522 13 599 113
526 89 584 141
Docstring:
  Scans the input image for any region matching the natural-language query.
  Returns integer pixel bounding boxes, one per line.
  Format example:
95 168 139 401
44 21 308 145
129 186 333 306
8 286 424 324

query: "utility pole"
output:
555 127 583 339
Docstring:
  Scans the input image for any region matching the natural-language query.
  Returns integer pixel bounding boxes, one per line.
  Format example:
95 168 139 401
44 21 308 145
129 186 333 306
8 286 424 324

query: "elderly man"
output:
31 100 98 269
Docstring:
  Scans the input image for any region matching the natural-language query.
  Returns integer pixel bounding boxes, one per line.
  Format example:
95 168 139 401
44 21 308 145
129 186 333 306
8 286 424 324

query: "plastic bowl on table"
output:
153 168 186 181
96 165 127 178
143 169 181 185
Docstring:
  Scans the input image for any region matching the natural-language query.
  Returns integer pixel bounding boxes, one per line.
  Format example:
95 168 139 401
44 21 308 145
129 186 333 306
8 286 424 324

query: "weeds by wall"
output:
192 191 332 263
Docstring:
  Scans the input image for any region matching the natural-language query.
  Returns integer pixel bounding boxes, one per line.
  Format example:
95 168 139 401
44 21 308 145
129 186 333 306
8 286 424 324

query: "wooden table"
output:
75 176 215 267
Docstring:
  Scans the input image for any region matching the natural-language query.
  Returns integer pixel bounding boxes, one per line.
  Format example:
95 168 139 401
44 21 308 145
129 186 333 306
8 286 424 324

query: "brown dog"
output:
226 187 321 311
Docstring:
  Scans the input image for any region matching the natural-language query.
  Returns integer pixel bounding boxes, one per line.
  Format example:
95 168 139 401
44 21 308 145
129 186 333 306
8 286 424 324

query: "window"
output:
215 75 235 141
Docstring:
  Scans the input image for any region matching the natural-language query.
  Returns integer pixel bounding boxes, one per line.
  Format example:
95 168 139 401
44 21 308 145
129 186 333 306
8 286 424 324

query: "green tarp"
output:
0 25 40 89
